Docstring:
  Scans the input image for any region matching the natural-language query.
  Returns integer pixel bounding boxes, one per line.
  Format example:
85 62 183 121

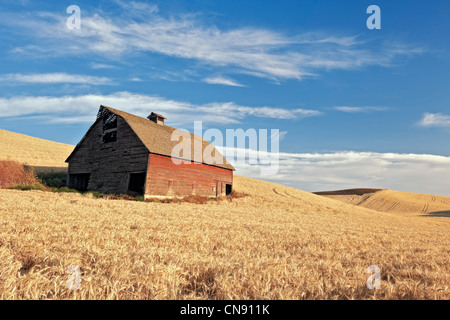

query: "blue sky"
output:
0 0 449 195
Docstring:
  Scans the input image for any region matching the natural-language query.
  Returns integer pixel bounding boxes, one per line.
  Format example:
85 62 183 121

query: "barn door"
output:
69 173 90 191
226 184 232 196
128 172 146 195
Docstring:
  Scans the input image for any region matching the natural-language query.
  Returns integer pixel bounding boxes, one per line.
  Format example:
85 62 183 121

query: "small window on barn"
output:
100 109 117 144
103 131 117 143
103 112 117 130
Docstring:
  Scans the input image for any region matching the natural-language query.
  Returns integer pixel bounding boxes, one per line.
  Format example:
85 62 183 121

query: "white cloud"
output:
114 0 159 16
0 73 113 85
90 63 117 70
196 102 321 120
221 149 450 197
0 92 321 125
203 76 245 87
419 113 450 127
333 106 388 113
3 4 423 82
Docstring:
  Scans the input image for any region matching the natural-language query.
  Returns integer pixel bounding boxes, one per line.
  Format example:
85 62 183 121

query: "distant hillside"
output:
316 188 450 216
0 129 74 170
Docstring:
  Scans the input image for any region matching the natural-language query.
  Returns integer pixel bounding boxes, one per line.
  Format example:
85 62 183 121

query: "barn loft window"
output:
103 131 117 143
98 108 117 143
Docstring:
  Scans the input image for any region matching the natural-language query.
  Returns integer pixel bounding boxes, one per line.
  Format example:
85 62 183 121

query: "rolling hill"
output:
315 188 450 216
0 129 449 299
0 129 74 172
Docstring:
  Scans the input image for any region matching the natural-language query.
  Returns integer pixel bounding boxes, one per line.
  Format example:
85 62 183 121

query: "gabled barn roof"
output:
66 105 235 171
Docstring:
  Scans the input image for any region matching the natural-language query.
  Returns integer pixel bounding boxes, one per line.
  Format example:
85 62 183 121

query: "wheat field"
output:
0 130 449 299
319 189 450 216
0 176 449 299
0 129 73 169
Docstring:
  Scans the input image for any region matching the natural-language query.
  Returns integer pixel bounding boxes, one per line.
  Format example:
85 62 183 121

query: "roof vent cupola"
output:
147 112 166 125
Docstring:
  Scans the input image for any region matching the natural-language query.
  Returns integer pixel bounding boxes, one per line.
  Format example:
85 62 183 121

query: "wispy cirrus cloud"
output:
90 62 117 70
0 92 321 125
114 0 159 16
419 112 450 127
203 76 245 87
333 106 388 113
196 102 320 120
2 3 424 82
0 73 114 85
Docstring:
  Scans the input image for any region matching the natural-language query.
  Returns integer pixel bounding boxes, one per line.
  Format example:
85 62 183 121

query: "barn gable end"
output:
67 109 149 194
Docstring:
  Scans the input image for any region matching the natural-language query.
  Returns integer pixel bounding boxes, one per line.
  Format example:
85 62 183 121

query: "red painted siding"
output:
145 153 233 197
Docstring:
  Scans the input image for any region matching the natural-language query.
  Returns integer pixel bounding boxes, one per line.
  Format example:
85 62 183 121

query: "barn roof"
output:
66 105 235 171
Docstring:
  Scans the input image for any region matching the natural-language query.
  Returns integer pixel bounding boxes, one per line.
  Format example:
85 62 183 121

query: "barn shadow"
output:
30 166 68 188
421 210 450 218
31 166 68 175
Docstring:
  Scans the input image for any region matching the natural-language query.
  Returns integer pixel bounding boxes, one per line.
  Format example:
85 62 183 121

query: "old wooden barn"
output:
66 105 234 197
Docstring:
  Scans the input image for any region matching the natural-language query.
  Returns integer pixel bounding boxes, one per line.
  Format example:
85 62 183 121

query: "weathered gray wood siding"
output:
67 117 149 194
